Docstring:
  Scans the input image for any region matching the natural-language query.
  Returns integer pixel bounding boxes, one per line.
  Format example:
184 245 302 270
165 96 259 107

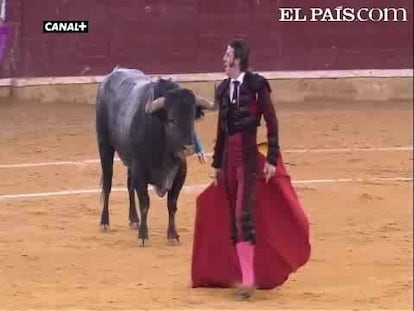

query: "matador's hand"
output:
263 162 276 183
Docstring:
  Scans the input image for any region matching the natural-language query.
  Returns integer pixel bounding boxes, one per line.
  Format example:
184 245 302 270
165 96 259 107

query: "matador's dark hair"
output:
229 39 250 71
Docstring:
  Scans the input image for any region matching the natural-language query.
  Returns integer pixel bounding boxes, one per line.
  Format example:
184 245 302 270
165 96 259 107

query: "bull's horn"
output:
195 96 216 110
145 97 165 113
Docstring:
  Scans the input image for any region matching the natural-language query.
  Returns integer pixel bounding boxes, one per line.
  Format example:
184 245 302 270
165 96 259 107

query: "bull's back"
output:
96 67 153 165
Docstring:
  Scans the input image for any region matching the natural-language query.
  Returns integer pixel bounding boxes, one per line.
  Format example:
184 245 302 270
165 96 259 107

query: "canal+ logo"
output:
43 20 89 33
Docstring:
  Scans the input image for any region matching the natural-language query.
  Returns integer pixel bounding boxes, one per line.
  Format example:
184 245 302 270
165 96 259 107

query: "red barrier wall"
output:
1 0 413 78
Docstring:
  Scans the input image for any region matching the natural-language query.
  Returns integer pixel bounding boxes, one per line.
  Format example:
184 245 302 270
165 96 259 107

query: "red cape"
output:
191 151 311 290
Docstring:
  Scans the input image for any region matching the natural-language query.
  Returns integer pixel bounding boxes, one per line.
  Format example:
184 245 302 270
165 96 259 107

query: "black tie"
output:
232 80 240 105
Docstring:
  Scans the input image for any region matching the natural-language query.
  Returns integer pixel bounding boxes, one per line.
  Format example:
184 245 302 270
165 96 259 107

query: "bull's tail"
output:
95 86 113 206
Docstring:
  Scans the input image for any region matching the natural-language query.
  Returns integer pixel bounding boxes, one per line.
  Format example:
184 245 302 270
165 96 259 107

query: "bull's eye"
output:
169 119 174 124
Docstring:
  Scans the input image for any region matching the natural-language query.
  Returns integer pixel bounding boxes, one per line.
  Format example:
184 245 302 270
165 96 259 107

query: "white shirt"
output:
229 72 245 103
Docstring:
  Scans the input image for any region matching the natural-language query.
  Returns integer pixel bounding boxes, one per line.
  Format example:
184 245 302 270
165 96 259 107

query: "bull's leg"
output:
137 189 150 245
167 159 187 244
98 142 115 231
133 173 150 246
127 168 139 229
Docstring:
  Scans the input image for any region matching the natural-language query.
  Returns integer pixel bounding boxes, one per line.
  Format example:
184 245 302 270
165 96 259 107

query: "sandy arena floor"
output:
0 97 412 310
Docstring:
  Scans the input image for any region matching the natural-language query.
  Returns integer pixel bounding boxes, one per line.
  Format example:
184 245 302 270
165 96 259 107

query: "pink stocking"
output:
236 241 255 287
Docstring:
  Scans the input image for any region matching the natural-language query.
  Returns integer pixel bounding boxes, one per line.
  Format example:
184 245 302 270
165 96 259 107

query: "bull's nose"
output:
183 144 195 156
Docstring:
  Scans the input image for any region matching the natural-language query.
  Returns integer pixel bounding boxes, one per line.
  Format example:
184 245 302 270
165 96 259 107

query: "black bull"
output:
95 67 214 245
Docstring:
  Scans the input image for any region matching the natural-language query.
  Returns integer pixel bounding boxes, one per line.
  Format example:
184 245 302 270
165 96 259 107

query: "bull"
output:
95 67 214 245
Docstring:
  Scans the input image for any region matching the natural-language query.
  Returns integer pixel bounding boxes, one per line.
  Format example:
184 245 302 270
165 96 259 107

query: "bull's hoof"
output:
167 237 180 246
139 238 149 247
167 231 180 246
100 224 110 232
138 228 149 246
128 222 139 230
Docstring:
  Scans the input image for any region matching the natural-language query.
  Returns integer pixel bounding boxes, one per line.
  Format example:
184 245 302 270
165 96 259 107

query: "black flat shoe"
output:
234 285 256 301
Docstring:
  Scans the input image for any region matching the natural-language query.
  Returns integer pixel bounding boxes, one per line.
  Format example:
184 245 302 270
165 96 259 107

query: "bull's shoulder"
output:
114 67 145 78
103 68 152 99
108 68 148 84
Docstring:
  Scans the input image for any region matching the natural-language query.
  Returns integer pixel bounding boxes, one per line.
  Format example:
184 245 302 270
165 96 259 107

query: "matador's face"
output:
223 45 239 77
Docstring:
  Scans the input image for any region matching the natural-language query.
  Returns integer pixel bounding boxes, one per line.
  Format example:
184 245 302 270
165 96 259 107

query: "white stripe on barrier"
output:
0 309 409 311
0 69 412 87
0 309 410 311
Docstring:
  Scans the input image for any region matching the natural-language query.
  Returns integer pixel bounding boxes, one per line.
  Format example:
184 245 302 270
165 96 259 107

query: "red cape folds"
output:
191 149 311 290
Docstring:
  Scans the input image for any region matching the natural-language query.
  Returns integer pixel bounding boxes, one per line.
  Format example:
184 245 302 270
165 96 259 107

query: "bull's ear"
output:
145 97 165 114
195 96 216 110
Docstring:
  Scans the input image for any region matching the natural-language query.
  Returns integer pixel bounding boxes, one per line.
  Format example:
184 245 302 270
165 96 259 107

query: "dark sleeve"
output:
211 111 224 169
256 76 280 166
211 82 226 169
